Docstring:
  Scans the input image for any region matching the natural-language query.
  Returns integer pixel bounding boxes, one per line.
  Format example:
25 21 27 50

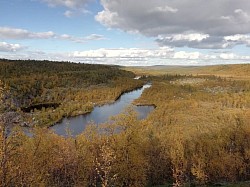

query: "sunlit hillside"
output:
125 64 250 79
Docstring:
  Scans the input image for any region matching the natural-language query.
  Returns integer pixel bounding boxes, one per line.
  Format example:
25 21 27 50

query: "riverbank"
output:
1 59 143 128
51 82 154 136
3 79 146 128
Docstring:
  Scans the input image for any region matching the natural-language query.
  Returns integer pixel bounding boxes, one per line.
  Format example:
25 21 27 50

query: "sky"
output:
0 0 250 66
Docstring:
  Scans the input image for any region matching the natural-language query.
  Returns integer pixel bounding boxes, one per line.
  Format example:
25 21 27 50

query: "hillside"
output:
125 64 250 79
0 59 144 127
1 60 250 186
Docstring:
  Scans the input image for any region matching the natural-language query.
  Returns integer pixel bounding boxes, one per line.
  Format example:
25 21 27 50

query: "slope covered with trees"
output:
0 59 144 127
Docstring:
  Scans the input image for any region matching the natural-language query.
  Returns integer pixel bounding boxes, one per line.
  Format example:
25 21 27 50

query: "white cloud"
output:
59 33 106 43
95 10 120 28
170 34 209 42
156 33 210 48
152 6 178 13
225 34 248 41
71 47 174 58
224 34 250 46
70 48 176 66
0 27 106 43
1 48 250 66
219 52 250 60
96 0 250 49
83 34 106 41
68 48 226 66
234 9 250 23
156 34 230 49
41 0 91 9
0 42 25 52
40 0 92 17
219 53 236 60
0 27 55 39
220 16 231 21
157 33 250 49
64 10 74 18
173 51 200 60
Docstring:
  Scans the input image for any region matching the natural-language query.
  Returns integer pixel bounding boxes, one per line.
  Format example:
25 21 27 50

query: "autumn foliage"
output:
1 60 250 186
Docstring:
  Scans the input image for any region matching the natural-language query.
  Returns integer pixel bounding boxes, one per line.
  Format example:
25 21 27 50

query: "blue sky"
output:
0 0 250 66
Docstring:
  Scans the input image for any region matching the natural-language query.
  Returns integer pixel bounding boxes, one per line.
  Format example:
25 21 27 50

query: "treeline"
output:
0 59 135 108
0 59 133 79
125 64 250 78
0 59 144 127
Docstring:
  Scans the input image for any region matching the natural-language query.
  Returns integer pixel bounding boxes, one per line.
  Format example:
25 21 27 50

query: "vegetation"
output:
0 59 144 127
1 60 250 186
125 64 250 79
134 74 250 186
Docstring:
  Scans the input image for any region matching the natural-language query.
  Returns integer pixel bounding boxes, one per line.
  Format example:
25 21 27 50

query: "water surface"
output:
51 84 154 136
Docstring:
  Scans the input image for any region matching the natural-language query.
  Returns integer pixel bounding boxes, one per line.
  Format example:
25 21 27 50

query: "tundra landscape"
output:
1 0 250 186
1 59 250 186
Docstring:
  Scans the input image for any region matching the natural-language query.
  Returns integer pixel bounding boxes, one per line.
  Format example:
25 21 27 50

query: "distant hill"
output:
125 64 250 79
194 64 250 77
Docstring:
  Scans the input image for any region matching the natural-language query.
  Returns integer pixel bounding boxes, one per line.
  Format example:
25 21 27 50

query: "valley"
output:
0 59 250 186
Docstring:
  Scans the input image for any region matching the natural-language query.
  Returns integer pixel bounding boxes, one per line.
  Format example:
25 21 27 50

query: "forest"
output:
0 59 144 127
1 59 250 186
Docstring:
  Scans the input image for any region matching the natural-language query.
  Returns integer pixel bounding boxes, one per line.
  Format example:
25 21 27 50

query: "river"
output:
51 84 154 136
